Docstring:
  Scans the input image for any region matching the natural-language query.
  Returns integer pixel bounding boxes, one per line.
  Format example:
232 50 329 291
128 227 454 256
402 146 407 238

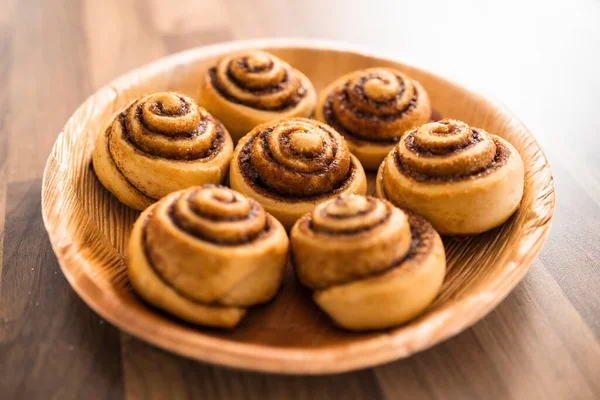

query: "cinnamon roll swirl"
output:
376 119 525 235
128 185 289 328
315 68 431 170
92 92 233 210
198 50 316 142
229 118 367 230
291 194 446 331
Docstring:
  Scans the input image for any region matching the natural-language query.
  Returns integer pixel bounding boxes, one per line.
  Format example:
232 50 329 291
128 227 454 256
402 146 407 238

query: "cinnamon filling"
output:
319 197 378 220
306 207 391 235
186 190 263 223
237 57 274 73
297 213 435 290
226 62 290 94
209 67 307 111
352 73 407 106
134 106 202 139
393 138 511 183
118 109 226 161
259 129 335 173
362 214 436 279
405 129 484 156
149 95 190 117
322 88 420 145
168 203 272 245
238 133 357 201
342 87 418 120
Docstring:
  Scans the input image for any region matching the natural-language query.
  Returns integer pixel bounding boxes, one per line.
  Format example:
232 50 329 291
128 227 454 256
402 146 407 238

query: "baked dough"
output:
92 92 233 210
127 185 288 328
198 50 316 143
291 194 446 331
315 68 431 170
377 119 525 235
229 118 367 230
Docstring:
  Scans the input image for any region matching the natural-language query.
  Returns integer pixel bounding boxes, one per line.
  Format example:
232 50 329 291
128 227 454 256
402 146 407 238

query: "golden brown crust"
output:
376 119 525 235
198 50 316 142
92 92 233 210
290 194 446 331
229 118 367 230
127 185 289 328
315 68 431 170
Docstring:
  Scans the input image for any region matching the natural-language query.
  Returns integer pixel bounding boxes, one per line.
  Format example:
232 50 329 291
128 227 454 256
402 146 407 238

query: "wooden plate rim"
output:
41 38 556 374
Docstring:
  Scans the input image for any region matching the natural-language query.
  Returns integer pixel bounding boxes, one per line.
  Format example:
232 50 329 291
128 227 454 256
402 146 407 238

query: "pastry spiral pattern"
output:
291 194 446 331
229 118 367 230
377 119 525 235
128 185 288 328
199 50 316 142
315 67 431 170
92 92 233 210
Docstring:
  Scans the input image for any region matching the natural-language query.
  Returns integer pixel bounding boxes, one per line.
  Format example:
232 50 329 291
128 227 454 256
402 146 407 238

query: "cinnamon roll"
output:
128 185 289 328
198 50 316 142
229 118 367 230
315 68 431 170
93 92 233 210
291 194 446 331
377 119 525 235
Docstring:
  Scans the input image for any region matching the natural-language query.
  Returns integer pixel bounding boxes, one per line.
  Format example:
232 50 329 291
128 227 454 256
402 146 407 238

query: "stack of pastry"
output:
291 194 446 330
90 50 525 331
127 185 288 328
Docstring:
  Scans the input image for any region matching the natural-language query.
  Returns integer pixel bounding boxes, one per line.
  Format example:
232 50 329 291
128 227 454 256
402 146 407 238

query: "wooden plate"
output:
41 39 555 374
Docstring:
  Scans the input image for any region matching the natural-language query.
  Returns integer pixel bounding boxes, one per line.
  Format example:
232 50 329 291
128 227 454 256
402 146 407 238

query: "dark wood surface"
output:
1 0 599 398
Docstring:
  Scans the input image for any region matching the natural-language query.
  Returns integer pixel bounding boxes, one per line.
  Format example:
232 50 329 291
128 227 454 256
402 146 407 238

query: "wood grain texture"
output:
374 260 600 400
0 0 13 284
0 180 124 399
40 41 555 374
2 0 600 398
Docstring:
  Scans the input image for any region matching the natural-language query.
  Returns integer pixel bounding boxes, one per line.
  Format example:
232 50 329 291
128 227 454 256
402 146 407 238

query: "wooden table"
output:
1 0 599 398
